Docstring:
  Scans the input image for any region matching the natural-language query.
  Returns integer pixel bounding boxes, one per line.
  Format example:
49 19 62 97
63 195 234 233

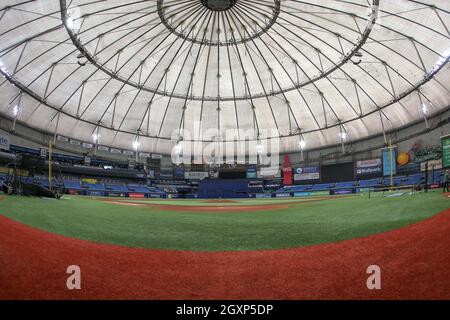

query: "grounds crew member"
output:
444 170 450 193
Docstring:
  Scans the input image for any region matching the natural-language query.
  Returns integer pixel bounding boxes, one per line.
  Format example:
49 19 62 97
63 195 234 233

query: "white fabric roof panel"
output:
0 0 449 154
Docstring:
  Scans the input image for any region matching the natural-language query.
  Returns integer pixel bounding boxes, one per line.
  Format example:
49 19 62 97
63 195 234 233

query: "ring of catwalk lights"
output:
0 0 449 154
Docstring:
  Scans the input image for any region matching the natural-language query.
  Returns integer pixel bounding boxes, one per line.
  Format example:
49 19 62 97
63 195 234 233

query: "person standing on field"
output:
444 170 450 193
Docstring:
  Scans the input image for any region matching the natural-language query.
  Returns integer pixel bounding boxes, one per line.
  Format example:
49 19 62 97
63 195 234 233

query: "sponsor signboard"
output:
149 193 163 198
82 178 98 184
255 193 271 198
421 158 443 171
185 171 208 180
333 189 353 195
356 158 382 176
276 193 290 198
209 170 219 179
246 164 257 179
293 166 320 181
293 192 311 197
283 155 293 185
443 135 450 169
382 147 397 176
110 148 122 154
174 166 185 179
40 147 48 158
70 139 81 146
151 154 163 159
247 171 257 179
86 191 103 196
129 193 145 199
98 145 109 152
57 135 69 142
257 168 281 179
139 152 151 158
0 132 10 151
294 191 332 197
107 193 125 197
82 142 94 149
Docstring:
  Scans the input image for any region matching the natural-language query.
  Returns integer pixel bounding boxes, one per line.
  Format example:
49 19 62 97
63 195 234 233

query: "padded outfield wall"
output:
198 180 250 198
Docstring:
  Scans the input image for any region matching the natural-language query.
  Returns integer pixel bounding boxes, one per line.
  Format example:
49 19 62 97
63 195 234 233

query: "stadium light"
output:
256 142 264 154
421 103 428 115
339 131 348 142
12 105 20 117
174 144 182 155
66 15 75 30
92 133 99 142
299 139 306 150
133 140 140 150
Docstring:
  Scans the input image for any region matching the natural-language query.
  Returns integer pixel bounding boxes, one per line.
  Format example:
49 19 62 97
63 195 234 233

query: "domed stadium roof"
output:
0 0 449 154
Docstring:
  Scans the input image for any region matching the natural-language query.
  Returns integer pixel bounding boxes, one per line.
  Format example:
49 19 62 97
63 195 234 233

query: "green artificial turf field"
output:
0 191 448 251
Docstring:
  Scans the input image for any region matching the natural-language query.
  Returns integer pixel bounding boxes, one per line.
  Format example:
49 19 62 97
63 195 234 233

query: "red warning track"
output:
1 207 450 299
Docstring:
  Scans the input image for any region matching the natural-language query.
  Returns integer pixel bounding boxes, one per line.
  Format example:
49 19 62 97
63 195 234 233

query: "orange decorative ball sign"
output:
397 152 409 166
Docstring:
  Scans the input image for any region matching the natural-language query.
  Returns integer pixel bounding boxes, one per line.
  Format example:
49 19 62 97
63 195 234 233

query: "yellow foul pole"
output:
389 139 393 190
48 140 52 192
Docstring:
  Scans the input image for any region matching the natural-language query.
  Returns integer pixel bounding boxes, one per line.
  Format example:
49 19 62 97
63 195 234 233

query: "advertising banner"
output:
442 135 450 169
70 139 81 146
421 158 442 171
174 166 185 179
0 132 10 151
255 193 272 198
56 135 69 142
209 170 219 179
276 193 290 198
283 167 293 185
40 147 48 158
86 191 103 196
356 158 382 176
82 178 98 184
185 171 208 180
293 166 320 181
110 148 122 154
283 155 293 186
82 142 94 149
129 193 145 198
139 152 151 158
382 147 397 176
147 169 155 179
257 168 281 179
246 164 257 179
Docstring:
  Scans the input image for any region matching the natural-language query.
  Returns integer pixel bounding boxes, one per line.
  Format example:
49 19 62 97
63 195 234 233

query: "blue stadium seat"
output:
83 183 106 191
64 181 83 190
105 184 128 192
358 178 381 188
335 181 355 189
